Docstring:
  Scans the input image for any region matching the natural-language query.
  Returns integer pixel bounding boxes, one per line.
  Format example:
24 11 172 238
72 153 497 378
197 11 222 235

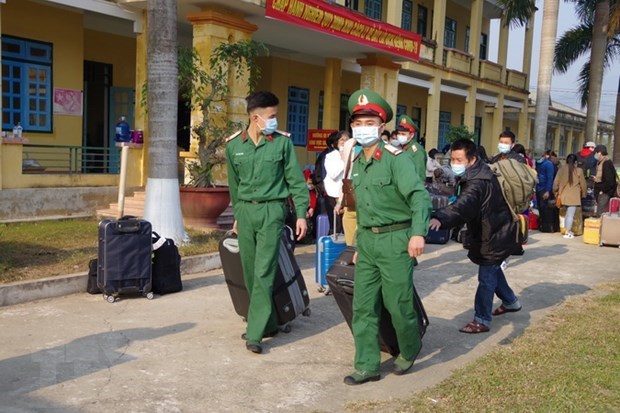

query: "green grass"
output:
0 218 223 283
345 282 620 413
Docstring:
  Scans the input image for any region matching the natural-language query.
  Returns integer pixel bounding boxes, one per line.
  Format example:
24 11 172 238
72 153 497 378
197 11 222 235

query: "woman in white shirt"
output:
323 130 349 233
426 148 442 183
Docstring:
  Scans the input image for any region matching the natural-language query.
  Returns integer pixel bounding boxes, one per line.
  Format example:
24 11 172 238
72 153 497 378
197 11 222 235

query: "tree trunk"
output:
584 0 610 147
614 75 620 165
533 0 560 158
143 0 185 244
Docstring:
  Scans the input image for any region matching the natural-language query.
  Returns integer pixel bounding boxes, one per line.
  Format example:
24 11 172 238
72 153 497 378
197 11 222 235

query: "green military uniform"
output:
226 129 308 343
396 114 427 184
348 90 431 375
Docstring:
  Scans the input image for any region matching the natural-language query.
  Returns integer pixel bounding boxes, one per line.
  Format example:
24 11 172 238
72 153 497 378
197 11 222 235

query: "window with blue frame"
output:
417 6 428 37
401 0 413 31
444 18 457 49
365 0 382 21
287 87 309 146
2 36 53 132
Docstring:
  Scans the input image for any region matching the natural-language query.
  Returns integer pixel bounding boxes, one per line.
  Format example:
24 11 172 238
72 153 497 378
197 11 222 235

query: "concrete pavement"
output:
0 231 618 413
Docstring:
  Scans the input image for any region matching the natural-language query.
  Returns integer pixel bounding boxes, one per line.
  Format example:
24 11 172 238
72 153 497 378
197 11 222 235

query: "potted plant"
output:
178 40 267 227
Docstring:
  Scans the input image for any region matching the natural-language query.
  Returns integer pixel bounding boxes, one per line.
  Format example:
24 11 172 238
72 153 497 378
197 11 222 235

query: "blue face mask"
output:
594 154 600 161
498 143 511 154
352 126 381 147
451 163 467 176
259 115 278 135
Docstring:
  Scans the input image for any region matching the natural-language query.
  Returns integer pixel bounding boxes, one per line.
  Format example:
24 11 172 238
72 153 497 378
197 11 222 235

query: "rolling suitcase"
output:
326 246 429 356
97 217 153 303
316 210 347 292
426 194 450 244
539 204 560 233
219 231 310 329
608 197 620 214
599 213 620 247
151 232 183 295
315 213 330 241
583 217 601 245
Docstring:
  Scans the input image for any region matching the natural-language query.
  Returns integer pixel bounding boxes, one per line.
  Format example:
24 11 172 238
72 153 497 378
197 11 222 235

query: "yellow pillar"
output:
322 58 342 130
463 85 477 132
578 129 585 151
522 14 536 87
468 0 484 77
386 0 403 26
518 105 530 147
554 126 561 153
133 10 148 187
498 15 509 83
357 54 401 130
187 6 258 153
492 94 505 143
425 77 442 150
433 0 447 66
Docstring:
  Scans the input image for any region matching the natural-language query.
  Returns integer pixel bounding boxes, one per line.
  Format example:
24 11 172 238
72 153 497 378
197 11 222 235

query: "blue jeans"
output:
564 206 577 233
474 264 519 326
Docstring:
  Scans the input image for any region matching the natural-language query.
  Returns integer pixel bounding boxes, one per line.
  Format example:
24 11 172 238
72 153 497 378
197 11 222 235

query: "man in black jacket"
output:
592 144 618 216
429 139 522 334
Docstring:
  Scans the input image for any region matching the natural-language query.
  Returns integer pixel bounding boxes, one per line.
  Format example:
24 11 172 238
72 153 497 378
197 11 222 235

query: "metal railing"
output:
22 144 121 174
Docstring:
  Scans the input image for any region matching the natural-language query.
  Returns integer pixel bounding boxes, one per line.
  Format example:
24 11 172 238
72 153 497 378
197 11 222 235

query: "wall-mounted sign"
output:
266 0 422 61
306 129 336 152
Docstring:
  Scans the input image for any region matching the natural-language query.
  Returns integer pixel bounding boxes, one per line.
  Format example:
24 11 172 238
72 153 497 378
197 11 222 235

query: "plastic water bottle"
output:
13 122 23 138
115 116 130 142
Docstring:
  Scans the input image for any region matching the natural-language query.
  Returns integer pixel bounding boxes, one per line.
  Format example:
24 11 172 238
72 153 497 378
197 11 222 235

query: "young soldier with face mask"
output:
342 89 431 385
489 130 526 164
389 114 427 184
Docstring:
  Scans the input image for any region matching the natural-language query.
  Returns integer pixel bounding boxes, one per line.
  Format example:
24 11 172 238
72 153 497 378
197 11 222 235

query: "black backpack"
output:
152 233 182 295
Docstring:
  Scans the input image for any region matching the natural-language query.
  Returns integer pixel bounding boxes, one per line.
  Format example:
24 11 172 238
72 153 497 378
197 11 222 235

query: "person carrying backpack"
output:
576 141 597 180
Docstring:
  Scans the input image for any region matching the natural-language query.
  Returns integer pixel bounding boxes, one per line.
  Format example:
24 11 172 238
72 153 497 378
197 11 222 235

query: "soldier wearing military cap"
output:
225 91 308 355
393 114 427 183
343 88 431 385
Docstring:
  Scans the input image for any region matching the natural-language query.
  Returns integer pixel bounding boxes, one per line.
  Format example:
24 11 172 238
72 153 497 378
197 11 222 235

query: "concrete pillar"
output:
463 85 477 132
518 105 530 147
578 129 585 151
433 0 447 66
498 15 509 83
522 14 536 87
187 6 258 153
491 94 505 144
468 0 484 77
322 58 342 130
357 54 401 130
425 77 442 150
554 126 561 153
386 0 403 27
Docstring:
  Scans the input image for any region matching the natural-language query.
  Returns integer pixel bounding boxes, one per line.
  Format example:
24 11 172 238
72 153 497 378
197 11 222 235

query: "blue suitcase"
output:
316 213 330 240
316 233 347 293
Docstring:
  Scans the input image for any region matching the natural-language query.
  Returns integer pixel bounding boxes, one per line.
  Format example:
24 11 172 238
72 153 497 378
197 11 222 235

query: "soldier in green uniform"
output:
225 91 308 354
344 89 431 385
392 114 427 184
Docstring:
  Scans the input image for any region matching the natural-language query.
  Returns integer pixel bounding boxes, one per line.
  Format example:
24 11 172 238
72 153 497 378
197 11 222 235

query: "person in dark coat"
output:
429 139 522 334
592 144 618 216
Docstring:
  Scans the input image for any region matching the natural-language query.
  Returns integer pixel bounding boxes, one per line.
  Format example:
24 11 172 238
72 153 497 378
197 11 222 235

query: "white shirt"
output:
426 157 441 178
323 149 345 198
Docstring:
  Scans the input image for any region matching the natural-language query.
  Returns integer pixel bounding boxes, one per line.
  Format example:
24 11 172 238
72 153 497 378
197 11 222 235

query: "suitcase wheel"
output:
145 292 154 300
104 294 117 303
303 308 311 317
281 324 292 334
317 286 325 293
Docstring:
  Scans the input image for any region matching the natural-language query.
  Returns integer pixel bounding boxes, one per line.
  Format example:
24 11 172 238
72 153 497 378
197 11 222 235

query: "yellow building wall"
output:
84 30 137 89
2 0 83 147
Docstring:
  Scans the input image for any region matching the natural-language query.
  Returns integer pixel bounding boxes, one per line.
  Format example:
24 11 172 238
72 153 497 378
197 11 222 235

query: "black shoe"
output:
246 341 262 354
343 371 380 385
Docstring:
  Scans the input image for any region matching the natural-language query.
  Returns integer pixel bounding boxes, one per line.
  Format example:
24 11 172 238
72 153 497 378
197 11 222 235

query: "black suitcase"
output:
539 205 560 233
326 246 429 356
151 232 182 295
218 231 311 330
97 217 153 303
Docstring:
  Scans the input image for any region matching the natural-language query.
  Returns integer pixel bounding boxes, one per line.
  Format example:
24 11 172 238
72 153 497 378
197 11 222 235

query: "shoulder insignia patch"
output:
226 130 242 143
275 129 291 137
384 144 403 156
411 145 418 153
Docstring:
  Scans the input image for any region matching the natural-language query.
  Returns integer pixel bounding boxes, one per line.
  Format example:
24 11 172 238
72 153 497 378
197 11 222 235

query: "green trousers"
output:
352 227 421 372
236 201 285 342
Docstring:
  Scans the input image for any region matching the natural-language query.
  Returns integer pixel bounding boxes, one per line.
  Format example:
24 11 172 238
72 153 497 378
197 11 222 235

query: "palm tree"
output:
142 0 186 244
496 0 557 158
555 1 620 161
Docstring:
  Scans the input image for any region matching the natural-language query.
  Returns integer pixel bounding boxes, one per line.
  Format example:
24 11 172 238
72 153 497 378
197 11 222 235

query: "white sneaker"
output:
563 232 574 239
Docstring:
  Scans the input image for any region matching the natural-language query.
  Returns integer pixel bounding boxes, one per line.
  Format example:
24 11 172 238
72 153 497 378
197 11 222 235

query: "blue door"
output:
108 87 135 173
438 111 452 150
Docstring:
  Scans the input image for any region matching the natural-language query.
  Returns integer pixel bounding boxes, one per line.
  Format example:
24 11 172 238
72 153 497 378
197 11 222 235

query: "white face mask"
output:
397 134 410 146
352 126 381 147
451 163 467 176
389 139 401 147
498 143 511 154
258 115 278 135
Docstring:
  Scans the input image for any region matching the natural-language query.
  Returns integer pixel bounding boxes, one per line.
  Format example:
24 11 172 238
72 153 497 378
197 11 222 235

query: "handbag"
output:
556 182 568 208
341 148 356 211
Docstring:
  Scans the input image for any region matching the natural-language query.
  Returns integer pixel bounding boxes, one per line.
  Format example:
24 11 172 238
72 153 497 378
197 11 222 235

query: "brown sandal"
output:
459 321 490 334
492 305 522 316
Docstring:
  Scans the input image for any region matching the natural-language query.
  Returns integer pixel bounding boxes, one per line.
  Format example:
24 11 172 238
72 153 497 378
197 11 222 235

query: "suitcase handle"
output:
337 278 354 294
116 219 141 233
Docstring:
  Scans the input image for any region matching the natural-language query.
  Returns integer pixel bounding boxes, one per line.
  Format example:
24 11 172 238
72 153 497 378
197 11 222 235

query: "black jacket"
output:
593 159 617 197
489 150 526 165
432 159 520 266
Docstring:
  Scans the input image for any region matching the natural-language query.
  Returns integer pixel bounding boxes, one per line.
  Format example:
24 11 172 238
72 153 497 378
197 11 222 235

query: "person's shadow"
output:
0 323 195 399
